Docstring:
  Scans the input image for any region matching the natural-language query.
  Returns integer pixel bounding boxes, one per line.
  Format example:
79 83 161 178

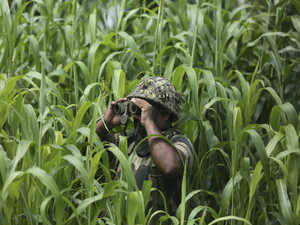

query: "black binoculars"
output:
112 101 141 124
112 101 141 115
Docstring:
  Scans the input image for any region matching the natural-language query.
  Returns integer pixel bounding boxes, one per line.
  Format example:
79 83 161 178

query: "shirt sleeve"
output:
171 135 194 174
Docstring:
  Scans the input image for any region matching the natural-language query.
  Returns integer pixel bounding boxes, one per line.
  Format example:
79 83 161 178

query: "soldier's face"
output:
133 105 169 131
134 118 146 137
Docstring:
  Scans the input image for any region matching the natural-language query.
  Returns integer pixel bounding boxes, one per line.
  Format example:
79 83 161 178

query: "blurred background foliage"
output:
0 0 299 224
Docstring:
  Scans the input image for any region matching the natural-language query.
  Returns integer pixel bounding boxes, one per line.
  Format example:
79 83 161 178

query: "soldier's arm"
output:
131 98 183 178
146 121 183 178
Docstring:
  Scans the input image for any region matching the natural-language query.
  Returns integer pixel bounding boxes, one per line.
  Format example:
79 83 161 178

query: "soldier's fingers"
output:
130 98 144 108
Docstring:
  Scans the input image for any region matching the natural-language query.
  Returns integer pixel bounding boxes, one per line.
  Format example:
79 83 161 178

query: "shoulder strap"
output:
161 127 181 139
171 134 194 153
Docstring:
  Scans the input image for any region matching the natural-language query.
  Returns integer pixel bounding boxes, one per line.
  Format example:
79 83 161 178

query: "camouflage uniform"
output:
105 77 194 221
128 128 194 216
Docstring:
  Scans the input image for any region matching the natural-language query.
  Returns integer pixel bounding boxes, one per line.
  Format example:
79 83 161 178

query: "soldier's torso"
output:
127 128 183 215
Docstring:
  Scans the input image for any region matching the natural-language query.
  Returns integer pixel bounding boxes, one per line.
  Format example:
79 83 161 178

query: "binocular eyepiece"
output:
112 101 141 116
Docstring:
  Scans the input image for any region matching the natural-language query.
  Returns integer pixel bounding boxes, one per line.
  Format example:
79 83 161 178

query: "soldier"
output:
96 76 194 222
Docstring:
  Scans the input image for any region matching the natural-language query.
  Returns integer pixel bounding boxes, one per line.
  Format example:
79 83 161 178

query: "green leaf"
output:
244 129 269 179
154 46 173 73
0 145 8 184
27 167 60 197
164 54 176 80
297 193 300 217
118 135 128 158
126 191 139 225
118 31 139 52
90 149 105 181
24 104 40 144
284 124 299 150
291 16 300 33
141 180 152 208
230 4 253 19
79 82 100 104
179 165 187 225
0 0 11 28
63 155 90 188
1 171 24 201
270 105 283 131
88 40 102 79
171 65 185 92
88 9 97 44
264 87 282 105
98 51 122 81
203 120 220 148
247 32 290 47
188 205 217 222
202 70 217 98
266 132 284 156
65 144 82 158
28 35 39 58
72 101 92 131
220 172 242 212
279 103 298 128
112 69 125 99
208 216 252 225
232 106 243 140
246 162 263 219
291 0 300 14
276 179 294 225
68 193 105 220
182 65 199 114
41 196 53 225
0 102 9 130
55 195 65 225
75 61 90 84
0 75 23 99
103 181 119 198
11 140 31 172
107 143 137 190
276 149 300 159
202 97 225 118
121 8 140 31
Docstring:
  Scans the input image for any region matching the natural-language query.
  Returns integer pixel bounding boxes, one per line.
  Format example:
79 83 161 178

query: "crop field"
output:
0 0 300 224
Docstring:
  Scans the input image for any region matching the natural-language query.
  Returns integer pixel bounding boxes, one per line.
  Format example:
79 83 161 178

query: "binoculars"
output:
112 101 141 124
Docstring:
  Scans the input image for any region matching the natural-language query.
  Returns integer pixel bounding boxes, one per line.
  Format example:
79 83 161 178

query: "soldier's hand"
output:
104 98 128 127
130 98 154 127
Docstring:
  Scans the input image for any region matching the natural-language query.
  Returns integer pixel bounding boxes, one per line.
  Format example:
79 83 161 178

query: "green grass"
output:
0 0 300 224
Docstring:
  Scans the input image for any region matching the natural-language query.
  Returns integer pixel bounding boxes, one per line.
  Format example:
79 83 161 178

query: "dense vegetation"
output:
0 0 299 224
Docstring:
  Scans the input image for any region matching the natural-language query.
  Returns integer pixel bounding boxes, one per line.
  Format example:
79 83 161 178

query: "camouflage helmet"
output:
127 76 183 119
